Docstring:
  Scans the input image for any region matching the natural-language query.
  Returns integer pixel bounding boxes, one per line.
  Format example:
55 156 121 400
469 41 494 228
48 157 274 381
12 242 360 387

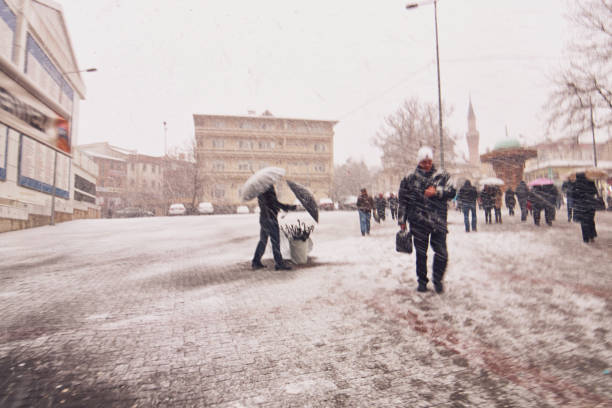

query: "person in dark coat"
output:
388 193 399 220
572 172 598 242
356 188 375 236
505 188 516 216
375 193 387 222
562 179 575 222
398 146 456 294
515 181 529 221
493 186 503 224
252 185 296 270
480 185 494 224
530 184 557 226
458 179 478 232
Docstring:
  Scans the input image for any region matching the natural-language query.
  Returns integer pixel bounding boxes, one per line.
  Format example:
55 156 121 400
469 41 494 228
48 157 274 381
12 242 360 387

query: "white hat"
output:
416 146 434 164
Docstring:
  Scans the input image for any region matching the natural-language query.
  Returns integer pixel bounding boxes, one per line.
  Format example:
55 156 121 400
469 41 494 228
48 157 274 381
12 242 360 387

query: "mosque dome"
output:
493 139 521 151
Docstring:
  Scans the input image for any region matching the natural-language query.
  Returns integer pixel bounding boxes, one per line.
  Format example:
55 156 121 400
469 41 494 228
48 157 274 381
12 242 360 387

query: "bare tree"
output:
372 97 458 173
331 159 373 202
546 0 612 137
163 138 205 211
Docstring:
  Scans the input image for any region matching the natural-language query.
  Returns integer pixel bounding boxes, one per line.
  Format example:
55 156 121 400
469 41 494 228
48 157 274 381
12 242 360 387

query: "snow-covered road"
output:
1 210 611 407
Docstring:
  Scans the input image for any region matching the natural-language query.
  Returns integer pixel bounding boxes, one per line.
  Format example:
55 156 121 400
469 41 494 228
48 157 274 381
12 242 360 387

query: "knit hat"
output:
416 146 434 164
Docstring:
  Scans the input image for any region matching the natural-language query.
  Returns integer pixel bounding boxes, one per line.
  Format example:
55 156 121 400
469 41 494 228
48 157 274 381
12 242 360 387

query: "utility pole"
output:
589 98 597 167
163 121 168 156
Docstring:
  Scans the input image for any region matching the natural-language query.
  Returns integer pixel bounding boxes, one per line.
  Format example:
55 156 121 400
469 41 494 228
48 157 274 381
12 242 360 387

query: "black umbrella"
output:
286 180 319 223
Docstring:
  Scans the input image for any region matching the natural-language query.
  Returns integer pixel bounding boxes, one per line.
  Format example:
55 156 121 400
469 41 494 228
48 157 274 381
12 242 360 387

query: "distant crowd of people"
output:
352 146 607 294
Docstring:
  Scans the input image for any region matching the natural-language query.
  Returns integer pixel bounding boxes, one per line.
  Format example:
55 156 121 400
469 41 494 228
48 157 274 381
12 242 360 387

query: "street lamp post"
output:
407 0 444 169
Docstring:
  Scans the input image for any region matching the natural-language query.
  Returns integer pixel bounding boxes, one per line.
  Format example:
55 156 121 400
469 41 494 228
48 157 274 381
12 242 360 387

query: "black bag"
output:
594 195 606 211
396 230 413 254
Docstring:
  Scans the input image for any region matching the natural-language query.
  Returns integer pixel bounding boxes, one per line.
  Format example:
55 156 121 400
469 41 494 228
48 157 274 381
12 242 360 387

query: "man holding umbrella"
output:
252 185 297 270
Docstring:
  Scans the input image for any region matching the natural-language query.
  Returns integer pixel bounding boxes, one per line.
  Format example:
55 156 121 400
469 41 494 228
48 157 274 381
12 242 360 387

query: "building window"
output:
212 139 224 148
213 185 225 198
314 143 326 152
239 140 253 149
238 162 252 171
258 141 274 149
314 164 325 172
131 163 135 171
213 161 224 171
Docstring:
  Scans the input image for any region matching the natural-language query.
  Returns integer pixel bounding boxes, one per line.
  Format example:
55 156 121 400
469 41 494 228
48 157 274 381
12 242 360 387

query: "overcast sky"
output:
60 0 574 166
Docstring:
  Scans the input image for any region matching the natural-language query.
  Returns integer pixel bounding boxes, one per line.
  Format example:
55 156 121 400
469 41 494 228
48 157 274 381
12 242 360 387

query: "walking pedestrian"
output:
573 172 599 243
356 188 375 236
388 193 398 220
493 186 503 224
252 185 297 270
375 193 387 222
515 180 529 221
398 146 456 294
481 185 494 224
562 179 575 222
458 180 478 232
505 187 516 216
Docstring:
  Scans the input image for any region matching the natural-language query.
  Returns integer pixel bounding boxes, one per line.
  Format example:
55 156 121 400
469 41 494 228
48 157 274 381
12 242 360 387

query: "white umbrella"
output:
240 167 286 201
479 177 504 186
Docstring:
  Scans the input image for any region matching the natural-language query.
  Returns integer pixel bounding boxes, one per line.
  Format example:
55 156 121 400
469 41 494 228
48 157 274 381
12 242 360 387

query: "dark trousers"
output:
494 208 502 223
519 201 527 221
253 218 283 266
390 207 397 220
580 212 597 242
508 206 515 216
463 203 477 231
484 207 492 224
412 226 448 286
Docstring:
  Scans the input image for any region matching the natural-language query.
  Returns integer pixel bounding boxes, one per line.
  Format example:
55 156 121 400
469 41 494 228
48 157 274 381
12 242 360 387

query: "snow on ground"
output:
0 209 611 406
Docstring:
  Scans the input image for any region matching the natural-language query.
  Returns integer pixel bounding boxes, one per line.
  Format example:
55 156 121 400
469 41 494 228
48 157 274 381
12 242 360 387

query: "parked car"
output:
168 203 187 216
236 205 250 214
114 207 146 218
319 197 334 211
197 202 214 215
339 195 358 210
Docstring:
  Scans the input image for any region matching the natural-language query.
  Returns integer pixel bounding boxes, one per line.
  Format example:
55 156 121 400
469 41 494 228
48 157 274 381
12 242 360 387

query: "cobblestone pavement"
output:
1 211 611 407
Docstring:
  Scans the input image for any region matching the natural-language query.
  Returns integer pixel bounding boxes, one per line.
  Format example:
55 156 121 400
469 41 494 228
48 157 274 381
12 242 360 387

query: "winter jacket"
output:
480 187 495 209
356 193 375 213
573 174 599 221
375 197 387 213
494 187 503 209
515 181 529 204
398 165 456 233
258 186 294 223
505 189 516 208
388 196 399 210
458 181 478 205
529 185 557 209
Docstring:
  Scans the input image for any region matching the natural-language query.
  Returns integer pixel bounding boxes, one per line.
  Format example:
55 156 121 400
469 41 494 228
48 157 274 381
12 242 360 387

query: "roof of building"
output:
193 113 338 124
493 139 521 150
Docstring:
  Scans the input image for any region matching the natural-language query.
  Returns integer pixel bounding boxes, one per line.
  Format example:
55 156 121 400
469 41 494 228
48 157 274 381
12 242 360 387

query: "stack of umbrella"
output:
281 220 315 242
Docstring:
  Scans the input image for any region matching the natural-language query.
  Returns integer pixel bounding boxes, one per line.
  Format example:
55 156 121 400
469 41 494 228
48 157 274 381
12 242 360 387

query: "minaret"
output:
466 98 480 167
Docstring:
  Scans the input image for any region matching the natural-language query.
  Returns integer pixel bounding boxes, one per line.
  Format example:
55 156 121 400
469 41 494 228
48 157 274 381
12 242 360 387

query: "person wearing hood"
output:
356 188 375 236
398 146 456 293
515 181 529 221
458 179 478 232
252 185 297 270
505 188 516 216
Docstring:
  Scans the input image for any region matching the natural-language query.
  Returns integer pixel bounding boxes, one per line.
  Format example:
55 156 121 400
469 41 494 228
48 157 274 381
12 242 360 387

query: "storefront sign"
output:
18 134 69 198
0 70 70 153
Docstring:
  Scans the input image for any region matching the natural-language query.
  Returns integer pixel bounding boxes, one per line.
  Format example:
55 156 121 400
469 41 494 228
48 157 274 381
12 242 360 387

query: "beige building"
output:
194 112 336 211
0 0 100 232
